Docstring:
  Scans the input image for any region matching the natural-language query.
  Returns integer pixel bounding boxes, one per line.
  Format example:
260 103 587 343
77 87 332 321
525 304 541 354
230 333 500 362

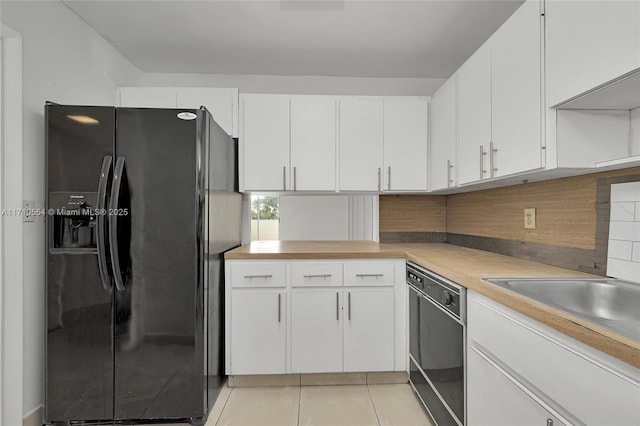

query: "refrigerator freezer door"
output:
113 108 204 421
45 105 116 422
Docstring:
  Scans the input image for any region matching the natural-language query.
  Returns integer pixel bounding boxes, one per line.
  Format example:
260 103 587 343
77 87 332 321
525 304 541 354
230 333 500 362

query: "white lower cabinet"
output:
468 290 640 426
291 289 344 373
343 288 394 372
226 259 403 376
468 346 565 426
230 290 286 375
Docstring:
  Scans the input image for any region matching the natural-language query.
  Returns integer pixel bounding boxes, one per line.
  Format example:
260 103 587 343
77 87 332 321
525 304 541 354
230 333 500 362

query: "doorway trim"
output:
1 23 24 426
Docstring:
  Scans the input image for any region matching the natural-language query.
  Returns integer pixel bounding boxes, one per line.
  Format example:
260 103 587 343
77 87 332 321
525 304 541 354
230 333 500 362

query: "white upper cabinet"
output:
241 94 290 192
382 98 429 192
457 44 492 186
546 0 640 107
176 87 238 137
490 0 544 177
290 96 337 191
118 87 239 137
429 76 457 191
339 98 384 191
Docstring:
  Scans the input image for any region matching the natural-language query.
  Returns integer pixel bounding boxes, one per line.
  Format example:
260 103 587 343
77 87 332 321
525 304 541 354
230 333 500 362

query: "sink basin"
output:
484 278 640 342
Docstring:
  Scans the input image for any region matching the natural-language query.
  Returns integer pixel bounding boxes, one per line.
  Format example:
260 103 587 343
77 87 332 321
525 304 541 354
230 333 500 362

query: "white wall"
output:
632 107 640 157
0 0 142 418
279 195 350 240
131 72 446 96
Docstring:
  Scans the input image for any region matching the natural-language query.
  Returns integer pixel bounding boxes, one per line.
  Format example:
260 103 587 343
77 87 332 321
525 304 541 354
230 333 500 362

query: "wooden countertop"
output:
225 241 640 369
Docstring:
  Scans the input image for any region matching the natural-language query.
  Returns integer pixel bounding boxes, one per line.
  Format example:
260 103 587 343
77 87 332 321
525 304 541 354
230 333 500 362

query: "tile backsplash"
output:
607 182 640 283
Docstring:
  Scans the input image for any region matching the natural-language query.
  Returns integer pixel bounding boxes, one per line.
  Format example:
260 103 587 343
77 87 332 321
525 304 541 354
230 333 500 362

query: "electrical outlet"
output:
524 208 536 229
23 200 35 223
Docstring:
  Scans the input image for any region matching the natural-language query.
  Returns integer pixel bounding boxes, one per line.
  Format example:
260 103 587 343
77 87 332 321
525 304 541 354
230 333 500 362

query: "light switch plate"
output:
524 208 536 229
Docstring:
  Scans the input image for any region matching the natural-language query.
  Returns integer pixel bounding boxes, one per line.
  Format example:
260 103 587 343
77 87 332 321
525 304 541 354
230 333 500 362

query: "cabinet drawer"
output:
231 263 286 288
468 296 640 425
343 262 395 286
291 263 343 287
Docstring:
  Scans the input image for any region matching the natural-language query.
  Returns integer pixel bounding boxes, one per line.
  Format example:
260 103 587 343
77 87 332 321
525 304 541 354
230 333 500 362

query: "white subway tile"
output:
633 242 640 262
636 202 640 222
610 202 636 222
610 182 640 203
607 258 640 283
608 221 640 241
608 240 633 260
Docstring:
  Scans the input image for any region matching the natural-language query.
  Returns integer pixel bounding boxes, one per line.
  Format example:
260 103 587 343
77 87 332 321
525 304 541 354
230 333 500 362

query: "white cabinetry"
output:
546 0 640 107
468 291 640 426
468 346 566 426
227 262 287 375
240 94 290 192
429 76 457 190
225 259 404 375
490 0 544 177
118 86 238 137
291 289 343 373
457 45 492 186
382 98 429 192
338 98 384 191
290 96 337 191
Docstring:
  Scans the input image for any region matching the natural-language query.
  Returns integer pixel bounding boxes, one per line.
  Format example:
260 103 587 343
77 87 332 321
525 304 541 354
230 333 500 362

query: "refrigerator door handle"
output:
109 156 126 291
97 155 113 290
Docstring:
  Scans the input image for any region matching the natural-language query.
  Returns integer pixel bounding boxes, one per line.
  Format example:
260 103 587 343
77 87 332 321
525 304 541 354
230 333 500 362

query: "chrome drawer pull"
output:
355 273 384 278
243 274 273 279
303 274 332 278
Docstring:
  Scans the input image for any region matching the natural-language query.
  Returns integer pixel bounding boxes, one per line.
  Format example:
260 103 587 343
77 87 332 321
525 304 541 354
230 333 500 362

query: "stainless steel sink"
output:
483 278 640 342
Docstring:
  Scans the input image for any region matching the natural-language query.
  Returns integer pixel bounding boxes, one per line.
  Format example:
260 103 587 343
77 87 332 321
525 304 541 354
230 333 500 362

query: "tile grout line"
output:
213 383 234 426
366 384 382 426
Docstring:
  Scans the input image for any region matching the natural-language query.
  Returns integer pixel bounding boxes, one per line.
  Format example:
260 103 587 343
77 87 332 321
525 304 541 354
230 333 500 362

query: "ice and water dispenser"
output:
49 192 98 252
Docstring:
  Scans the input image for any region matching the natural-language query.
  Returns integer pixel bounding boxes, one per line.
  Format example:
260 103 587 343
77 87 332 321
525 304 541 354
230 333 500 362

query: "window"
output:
250 195 279 241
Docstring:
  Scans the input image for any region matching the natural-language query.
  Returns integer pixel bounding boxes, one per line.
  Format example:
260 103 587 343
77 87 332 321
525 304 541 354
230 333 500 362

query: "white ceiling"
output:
63 0 525 78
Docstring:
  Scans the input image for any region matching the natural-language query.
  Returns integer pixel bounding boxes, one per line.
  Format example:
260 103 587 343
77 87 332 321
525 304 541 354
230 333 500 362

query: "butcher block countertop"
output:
225 241 640 369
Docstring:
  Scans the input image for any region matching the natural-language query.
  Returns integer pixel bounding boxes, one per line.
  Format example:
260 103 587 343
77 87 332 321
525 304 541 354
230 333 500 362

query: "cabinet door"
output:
290 96 337 191
291 289 343 373
177 88 237 137
468 345 566 426
383 99 428 191
546 0 640 107
241 94 290 191
119 87 176 108
430 77 457 190
230 290 285 374
457 45 492 185
343 288 394 372
491 0 543 178
339 98 384 191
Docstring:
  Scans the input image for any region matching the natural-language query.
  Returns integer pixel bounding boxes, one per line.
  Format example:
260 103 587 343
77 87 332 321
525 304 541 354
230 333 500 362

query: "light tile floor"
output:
206 383 435 426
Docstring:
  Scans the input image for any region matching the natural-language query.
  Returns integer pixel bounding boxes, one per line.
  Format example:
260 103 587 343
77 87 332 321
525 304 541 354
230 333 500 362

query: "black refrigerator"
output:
44 104 241 425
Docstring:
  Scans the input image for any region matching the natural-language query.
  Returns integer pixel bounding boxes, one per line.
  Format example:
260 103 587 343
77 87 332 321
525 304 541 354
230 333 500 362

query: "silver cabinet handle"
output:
348 292 351 321
336 292 340 320
480 145 487 179
377 167 381 191
546 420 553 426
490 141 498 178
447 159 454 188
283 166 286 191
355 273 384 277
387 166 391 190
293 166 297 191
278 293 281 322
243 274 273 279
303 274 332 278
